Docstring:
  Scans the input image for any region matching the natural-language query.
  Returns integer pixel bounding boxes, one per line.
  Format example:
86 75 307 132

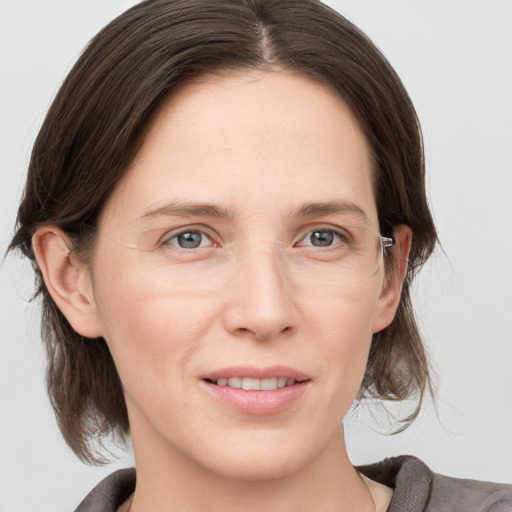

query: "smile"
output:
209 377 297 390
200 367 311 415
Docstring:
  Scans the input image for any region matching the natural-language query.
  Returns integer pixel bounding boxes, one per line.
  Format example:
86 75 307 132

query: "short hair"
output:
9 0 437 463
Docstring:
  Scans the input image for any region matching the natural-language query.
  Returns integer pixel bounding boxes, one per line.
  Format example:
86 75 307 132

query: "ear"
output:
372 224 412 333
31 226 104 339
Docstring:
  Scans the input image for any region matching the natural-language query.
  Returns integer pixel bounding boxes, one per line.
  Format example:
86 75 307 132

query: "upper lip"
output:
200 365 311 382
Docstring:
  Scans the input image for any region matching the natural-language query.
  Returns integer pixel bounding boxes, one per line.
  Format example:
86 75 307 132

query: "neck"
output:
128 417 375 512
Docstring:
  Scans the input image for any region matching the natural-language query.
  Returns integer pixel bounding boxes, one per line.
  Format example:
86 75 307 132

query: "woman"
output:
6 1 511 511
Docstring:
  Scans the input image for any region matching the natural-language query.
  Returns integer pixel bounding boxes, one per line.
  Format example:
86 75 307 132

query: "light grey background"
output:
1 1 511 510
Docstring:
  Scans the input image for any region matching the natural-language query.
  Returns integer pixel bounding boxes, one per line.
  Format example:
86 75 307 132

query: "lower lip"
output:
200 380 310 415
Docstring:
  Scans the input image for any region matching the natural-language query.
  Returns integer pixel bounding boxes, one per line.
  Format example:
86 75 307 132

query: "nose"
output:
221 242 298 341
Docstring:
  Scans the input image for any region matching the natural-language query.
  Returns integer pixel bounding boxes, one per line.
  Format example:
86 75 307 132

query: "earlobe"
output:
31 226 103 339
372 225 412 333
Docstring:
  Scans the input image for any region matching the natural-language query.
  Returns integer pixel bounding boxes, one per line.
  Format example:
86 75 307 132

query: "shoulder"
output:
74 468 136 512
427 472 512 512
358 456 512 512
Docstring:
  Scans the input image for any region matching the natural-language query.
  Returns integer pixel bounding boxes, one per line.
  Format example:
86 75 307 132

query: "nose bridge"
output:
236 237 289 283
225 237 296 339
235 236 284 261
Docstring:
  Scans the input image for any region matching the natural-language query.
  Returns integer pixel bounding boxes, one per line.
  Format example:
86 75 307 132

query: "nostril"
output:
255 326 292 341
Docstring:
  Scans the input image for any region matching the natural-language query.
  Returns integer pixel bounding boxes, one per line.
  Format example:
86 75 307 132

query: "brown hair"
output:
9 0 436 463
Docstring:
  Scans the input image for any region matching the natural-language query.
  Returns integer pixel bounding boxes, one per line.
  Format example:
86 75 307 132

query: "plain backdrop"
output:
1 1 511 510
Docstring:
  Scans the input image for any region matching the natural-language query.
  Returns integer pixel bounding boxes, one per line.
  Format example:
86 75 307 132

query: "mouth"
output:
204 376 301 390
200 366 311 414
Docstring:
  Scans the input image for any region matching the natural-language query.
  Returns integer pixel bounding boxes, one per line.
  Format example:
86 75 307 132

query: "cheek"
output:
302 281 380 342
302 283 380 396
91 261 219 385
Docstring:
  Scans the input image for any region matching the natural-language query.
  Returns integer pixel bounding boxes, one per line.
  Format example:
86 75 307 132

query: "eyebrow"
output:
138 199 368 223
138 202 236 222
290 200 369 222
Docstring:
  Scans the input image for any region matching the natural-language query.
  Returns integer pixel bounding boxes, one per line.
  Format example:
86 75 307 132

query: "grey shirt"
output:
74 456 512 512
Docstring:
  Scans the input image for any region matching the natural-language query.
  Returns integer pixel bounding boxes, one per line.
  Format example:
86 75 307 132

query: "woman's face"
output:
85 71 399 480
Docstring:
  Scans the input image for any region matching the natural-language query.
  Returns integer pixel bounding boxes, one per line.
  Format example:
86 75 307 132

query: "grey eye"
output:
309 230 336 247
170 231 207 249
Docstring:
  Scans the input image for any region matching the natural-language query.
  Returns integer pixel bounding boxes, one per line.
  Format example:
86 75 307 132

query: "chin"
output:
208 448 308 482
190 427 327 482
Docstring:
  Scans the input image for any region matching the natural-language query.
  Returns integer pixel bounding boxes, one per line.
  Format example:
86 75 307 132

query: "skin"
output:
33 71 411 511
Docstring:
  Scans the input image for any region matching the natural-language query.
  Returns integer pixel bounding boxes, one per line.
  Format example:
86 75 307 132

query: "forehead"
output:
101 71 377 227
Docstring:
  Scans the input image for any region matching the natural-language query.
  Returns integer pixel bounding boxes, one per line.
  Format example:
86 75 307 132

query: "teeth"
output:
227 377 242 388
215 377 297 389
261 378 277 390
242 377 260 390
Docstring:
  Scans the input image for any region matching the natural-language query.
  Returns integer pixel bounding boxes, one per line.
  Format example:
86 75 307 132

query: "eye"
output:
297 229 346 248
164 230 214 249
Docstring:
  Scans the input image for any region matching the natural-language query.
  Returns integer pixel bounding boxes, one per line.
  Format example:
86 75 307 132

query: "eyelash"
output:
295 228 350 249
159 226 351 251
160 227 219 251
